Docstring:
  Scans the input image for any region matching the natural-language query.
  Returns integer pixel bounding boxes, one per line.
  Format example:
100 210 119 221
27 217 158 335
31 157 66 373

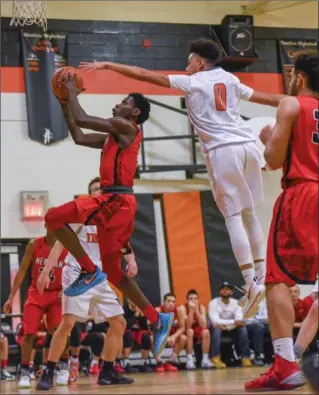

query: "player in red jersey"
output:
155 293 187 372
245 51 319 391
44 81 174 358
3 231 67 389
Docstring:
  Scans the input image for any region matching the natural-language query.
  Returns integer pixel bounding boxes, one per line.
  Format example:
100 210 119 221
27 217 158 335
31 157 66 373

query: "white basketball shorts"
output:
62 265 123 323
205 141 263 218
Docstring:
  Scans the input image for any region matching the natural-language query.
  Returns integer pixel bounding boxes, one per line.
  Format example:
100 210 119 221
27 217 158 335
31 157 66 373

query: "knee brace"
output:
87 332 104 357
43 333 53 349
141 332 151 350
70 323 82 348
123 330 133 349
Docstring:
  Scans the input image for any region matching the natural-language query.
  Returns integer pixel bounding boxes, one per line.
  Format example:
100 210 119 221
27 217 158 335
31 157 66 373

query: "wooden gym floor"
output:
0 368 313 395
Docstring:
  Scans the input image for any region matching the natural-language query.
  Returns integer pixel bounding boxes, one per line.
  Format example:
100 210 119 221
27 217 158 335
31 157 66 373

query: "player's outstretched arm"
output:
61 103 105 149
262 96 300 170
249 90 287 107
3 240 35 314
80 61 170 88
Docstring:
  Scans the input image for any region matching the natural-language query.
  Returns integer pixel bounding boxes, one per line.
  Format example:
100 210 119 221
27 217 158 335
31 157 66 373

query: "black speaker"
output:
220 15 255 58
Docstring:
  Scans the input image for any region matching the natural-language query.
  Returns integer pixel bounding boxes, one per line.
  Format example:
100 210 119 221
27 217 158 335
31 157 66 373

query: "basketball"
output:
51 66 84 102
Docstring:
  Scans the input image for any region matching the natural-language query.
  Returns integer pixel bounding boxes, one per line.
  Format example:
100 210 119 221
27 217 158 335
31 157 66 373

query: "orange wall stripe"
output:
1 67 284 94
163 192 212 307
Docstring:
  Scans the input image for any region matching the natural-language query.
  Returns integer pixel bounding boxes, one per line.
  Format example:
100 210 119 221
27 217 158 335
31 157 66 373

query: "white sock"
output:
170 352 177 362
202 353 209 362
273 338 295 362
90 359 98 367
242 208 265 284
225 213 255 287
187 354 193 362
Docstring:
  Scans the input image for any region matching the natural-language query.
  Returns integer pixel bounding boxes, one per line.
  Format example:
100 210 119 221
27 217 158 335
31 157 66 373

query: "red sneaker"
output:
164 362 178 372
89 364 99 375
114 363 125 374
245 354 306 391
155 363 165 373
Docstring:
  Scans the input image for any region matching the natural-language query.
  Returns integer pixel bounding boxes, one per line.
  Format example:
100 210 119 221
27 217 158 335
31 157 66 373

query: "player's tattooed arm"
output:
3 239 35 314
61 103 105 149
261 97 300 170
80 61 170 88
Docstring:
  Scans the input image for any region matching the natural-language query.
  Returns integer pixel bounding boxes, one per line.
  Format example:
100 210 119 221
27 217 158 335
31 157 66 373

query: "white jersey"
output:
169 68 255 152
63 224 101 289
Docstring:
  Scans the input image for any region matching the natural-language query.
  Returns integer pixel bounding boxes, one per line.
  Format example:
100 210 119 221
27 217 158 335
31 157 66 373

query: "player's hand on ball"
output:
79 61 108 72
3 299 13 314
259 125 273 145
62 80 84 96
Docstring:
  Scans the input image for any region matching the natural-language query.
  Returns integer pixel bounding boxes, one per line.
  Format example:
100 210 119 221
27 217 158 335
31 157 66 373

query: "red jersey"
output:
293 299 309 323
30 237 66 291
282 95 319 188
99 126 142 188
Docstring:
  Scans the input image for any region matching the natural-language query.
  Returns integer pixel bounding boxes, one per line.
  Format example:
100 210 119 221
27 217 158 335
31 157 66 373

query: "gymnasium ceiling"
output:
1 1 318 29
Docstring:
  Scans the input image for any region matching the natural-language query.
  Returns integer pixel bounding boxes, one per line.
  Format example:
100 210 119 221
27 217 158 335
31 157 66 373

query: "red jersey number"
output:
312 109 319 144
214 83 227 112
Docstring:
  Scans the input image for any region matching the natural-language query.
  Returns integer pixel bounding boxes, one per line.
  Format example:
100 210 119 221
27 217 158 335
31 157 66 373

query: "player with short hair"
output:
80 38 286 319
245 51 319 391
44 87 174 358
3 231 67 389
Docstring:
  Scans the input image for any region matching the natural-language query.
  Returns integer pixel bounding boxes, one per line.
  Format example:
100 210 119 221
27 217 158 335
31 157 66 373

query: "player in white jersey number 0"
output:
36 177 137 389
80 38 286 318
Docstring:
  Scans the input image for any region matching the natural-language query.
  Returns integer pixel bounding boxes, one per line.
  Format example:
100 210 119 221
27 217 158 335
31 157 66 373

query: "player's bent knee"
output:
108 315 126 335
141 332 151 350
203 328 210 338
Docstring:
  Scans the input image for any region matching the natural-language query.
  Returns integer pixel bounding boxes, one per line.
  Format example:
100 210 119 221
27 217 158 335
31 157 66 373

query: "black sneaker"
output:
139 363 153 373
98 370 134 385
1 371 6 381
253 353 265 367
125 363 139 373
36 369 54 391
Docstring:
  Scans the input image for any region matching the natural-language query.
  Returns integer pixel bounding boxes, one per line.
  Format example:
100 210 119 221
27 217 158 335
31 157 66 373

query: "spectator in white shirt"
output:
208 282 252 369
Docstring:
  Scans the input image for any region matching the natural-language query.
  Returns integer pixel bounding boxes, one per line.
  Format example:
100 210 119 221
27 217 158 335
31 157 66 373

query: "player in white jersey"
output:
36 177 136 390
80 38 286 318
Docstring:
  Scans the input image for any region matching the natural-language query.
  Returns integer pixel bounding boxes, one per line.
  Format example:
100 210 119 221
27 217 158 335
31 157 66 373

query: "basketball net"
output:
10 0 48 31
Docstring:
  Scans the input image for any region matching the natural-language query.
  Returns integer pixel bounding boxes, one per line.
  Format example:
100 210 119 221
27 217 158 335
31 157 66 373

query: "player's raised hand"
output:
79 61 108 72
3 299 13 314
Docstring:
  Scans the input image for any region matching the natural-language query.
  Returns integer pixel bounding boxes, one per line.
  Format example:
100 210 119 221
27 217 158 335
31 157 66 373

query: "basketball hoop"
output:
10 0 48 31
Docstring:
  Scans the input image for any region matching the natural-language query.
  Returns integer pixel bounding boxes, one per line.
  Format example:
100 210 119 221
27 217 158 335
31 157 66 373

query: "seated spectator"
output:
180 289 213 370
208 282 252 369
155 292 186 372
121 301 153 373
1 332 15 381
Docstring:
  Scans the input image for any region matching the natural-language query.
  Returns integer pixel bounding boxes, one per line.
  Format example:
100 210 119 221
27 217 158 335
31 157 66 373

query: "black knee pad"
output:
86 332 104 357
123 330 133 349
141 332 151 350
70 323 82 348
43 333 52 349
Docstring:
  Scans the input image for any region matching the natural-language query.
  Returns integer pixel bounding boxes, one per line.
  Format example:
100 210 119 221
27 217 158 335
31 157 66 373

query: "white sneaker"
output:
56 369 69 386
201 359 214 369
243 281 266 319
18 370 31 389
2 369 15 381
186 359 196 370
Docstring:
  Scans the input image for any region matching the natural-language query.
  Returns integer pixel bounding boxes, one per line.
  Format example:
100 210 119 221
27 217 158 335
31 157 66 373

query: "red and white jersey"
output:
169 68 255 152
31 237 66 291
63 225 101 289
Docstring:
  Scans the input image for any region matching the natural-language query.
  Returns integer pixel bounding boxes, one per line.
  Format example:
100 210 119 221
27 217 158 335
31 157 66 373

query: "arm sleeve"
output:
239 83 254 101
168 75 192 93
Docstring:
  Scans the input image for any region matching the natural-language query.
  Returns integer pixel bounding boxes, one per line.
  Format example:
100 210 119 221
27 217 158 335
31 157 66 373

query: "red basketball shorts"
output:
46 194 136 285
193 326 204 341
23 286 62 335
265 182 318 286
